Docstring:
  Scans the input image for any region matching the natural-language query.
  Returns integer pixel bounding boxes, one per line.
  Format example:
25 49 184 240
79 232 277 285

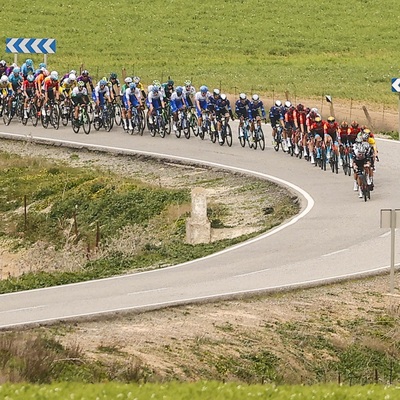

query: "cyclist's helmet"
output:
125 77 133 84
184 79 191 86
315 116 322 123
99 79 107 87
296 103 304 111
284 100 291 108
27 74 35 82
340 121 348 128
39 62 46 69
78 81 85 88
134 76 140 84
69 69 77 75
275 100 282 107
220 93 227 100
327 116 335 123
362 132 370 141
42 69 49 77
68 73 76 81
213 88 220 96
0 60 6 67
355 135 363 143
129 82 136 90
81 70 89 76
200 85 208 93
167 79 174 86
0 75 8 83
13 67 20 74
351 120 359 128
50 71 58 80
109 72 117 80
252 94 259 101
239 93 247 100
311 107 318 114
153 79 161 86
25 59 33 67
152 86 160 93
176 86 183 95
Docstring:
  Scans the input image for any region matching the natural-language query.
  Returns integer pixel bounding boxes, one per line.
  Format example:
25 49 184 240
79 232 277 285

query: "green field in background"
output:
1 0 400 106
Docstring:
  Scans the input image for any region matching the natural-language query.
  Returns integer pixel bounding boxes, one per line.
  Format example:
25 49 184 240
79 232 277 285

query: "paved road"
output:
0 120 399 329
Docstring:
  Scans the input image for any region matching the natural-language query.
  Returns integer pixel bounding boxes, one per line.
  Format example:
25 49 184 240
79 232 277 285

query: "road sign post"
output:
5 38 56 66
391 79 400 139
380 209 400 294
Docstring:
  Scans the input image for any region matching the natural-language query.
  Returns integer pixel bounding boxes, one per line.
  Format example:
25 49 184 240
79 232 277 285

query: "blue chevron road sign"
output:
5 38 56 54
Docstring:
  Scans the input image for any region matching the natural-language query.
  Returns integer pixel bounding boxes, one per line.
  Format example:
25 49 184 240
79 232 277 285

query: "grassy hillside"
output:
1 0 399 105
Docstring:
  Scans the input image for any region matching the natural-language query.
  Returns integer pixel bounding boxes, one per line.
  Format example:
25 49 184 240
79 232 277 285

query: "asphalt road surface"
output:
0 118 399 330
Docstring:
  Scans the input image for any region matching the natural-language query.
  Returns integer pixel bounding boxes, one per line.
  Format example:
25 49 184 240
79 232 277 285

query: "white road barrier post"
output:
186 187 211 244
380 208 400 294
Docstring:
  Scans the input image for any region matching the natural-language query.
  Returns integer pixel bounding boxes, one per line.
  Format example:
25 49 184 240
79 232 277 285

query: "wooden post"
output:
362 105 374 129
24 195 27 231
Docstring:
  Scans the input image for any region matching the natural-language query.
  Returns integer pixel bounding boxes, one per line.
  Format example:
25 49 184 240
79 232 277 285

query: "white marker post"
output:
380 209 400 293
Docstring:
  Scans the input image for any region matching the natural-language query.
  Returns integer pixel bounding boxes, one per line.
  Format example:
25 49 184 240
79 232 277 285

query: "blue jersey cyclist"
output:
235 93 251 137
8 67 23 92
249 94 266 136
92 79 111 115
21 59 34 79
122 82 140 131
147 85 165 125
215 93 233 143
269 100 284 143
194 85 211 135
170 86 187 132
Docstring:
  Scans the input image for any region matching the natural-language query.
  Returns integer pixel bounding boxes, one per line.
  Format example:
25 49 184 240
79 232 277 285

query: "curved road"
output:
0 121 399 329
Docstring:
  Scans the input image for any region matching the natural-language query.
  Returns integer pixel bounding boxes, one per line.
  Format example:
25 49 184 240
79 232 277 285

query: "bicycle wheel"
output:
3 106 12 126
321 148 327 171
225 124 232 147
82 109 91 134
210 127 217 143
30 104 38 127
183 119 190 139
274 133 280 151
258 128 265 150
72 118 80 133
93 114 102 131
50 104 60 130
238 126 246 147
159 116 166 138
139 110 145 135
175 122 182 138
104 115 113 132
61 102 69 126
114 103 122 126
148 114 156 137
41 111 49 129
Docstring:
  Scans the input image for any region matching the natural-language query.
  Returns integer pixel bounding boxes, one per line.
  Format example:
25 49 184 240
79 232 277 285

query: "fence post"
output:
24 195 27 231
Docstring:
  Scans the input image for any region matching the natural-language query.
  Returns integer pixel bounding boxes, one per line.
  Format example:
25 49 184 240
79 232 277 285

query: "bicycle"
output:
162 101 172 135
60 96 73 126
199 110 212 140
3 92 24 126
219 117 232 147
111 98 123 126
339 143 352 176
187 107 198 137
250 122 265 151
175 109 190 139
328 143 339 174
148 108 167 138
273 123 284 152
358 169 372 202
72 103 91 134
41 99 60 130
22 96 38 127
128 106 145 135
93 103 114 132
238 118 252 148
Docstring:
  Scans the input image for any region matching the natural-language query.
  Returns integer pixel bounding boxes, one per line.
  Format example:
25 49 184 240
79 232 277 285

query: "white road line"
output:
127 288 169 296
322 248 349 257
0 305 46 315
234 268 271 278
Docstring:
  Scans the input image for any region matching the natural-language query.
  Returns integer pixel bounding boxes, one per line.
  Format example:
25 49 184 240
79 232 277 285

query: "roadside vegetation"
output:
1 1 399 106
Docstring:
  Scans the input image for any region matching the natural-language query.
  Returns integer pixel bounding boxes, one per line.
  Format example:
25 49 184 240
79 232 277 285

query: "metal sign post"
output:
380 209 400 293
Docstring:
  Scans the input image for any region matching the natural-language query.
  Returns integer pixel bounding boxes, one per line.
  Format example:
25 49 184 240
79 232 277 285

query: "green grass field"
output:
1 381 399 399
1 0 400 106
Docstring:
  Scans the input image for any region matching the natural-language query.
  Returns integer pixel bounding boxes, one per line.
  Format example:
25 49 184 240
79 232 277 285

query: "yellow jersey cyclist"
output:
59 73 77 99
0 75 13 116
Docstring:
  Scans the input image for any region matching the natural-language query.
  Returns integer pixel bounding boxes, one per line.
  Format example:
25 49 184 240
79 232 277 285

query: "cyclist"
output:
133 76 146 105
161 79 174 102
21 59 34 79
92 79 111 116
338 121 349 166
308 116 324 164
71 81 90 126
147 85 165 126
207 89 221 133
108 72 121 102
7 67 23 111
60 69 77 85
60 73 77 98
235 93 251 138
323 116 339 160
269 100 284 145
22 74 36 119
352 135 374 197
362 128 378 171
34 68 49 115
170 86 187 132
0 60 7 76
182 79 196 107
77 70 95 94
293 103 307 155
43 71 60 108
0 75 12 117
194 85 210 135
34 63 47 77
249 94 266 139
306 107 320 133
215 93 234 143
283 101 295 150
347 120 361 143
122 82 140 131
